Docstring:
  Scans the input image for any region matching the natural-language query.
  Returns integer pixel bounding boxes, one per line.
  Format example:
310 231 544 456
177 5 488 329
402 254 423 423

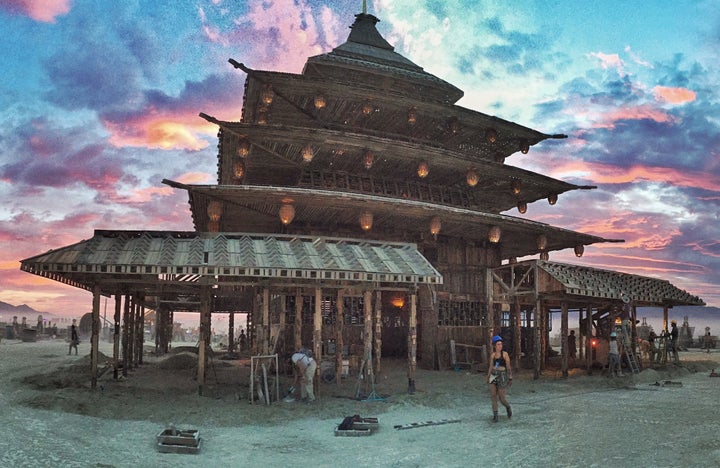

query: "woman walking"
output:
487 335 512 422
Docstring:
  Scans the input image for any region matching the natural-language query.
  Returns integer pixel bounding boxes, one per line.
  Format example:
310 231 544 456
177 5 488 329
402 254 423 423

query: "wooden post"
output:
262 288 270 355
362 289 373 370
663 305 669 333
313 287 323 397
586 305 593 375
122 294 130 377
294 289 302 351
513 297 521 371
113 293 121 380
408 289 417 394
127 295 135 369
197 287 211 396
228 312 235 353
561 301 568 378
533 301 542 380
136 299 144 366
578 307 584 361
91 284 101 389
336 288 344 387
374 290 382 374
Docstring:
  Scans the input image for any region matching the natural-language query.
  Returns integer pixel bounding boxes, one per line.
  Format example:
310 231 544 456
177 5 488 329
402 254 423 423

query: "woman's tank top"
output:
493 353 507 368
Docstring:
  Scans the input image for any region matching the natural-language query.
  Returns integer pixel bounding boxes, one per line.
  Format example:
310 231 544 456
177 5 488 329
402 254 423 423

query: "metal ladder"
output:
616 326 640 374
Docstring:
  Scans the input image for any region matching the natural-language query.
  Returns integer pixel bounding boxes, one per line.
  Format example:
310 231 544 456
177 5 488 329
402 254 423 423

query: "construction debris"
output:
393 419 461 430
334 415 380 437
156 426 201 454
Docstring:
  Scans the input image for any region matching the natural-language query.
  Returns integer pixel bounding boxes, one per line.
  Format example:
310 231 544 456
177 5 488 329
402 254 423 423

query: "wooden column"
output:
362 289 374 395
631 304 637 355
374 290 382 375
561 301 568 378
228 312 235 353
91 284 101 389
533 301 542 380
261 288 270 355
136 299 144 366
663 305 669 332
294 289 302 351
513 298 521 371
407 289 418 394
578 307 584 361
197 287 211 396
336 288 344 387
113 293 121 380
585 305 593 375
122 294 130 377
313 287 323 396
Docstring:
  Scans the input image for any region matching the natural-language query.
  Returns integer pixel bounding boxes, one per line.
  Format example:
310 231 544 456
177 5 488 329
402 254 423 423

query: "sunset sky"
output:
1 0 718 318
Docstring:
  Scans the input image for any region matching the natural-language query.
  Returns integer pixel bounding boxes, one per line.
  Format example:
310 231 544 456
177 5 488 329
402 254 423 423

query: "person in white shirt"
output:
291 348 317 402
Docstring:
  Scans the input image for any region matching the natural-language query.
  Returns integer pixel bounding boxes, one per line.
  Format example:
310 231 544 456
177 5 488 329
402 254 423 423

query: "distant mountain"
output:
0 301 53 319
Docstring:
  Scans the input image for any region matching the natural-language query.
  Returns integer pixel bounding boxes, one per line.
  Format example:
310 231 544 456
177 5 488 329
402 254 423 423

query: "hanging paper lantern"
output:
488 225 502 243
359 211 373 232
429 216 442 237
207 201 222 222
279 204 295 225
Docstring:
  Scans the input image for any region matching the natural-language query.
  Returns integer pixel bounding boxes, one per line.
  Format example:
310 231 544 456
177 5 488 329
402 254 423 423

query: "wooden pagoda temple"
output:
21 10 704 394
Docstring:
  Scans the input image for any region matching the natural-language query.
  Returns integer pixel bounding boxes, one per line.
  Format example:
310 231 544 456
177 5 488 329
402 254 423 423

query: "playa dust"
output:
1 339 719 467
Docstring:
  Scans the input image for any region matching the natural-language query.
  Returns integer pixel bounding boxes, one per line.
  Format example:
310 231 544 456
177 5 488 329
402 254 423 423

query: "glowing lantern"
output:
574 244 585 257
407 107 417 125
363 149 374 169
362 102 374 115
511 179 521 195
257 107 268 125
429 217 441 237
537 234 548 251
261 84 274 105
314 94 326 110
359 211 373 232
488 225 502 243
548 193 558 205
279 204 295 225
301 144 314 163
517 201 527 214
485 128 498 143
447 117 460 134
207 201 222 222
466 168 479 187
237 138 251 157
233 160 245 179
519 140 530 154
417 161 429 178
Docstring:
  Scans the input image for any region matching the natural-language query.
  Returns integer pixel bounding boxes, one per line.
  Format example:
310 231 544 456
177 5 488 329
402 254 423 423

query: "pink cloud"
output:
0 0 70 23
589 51 624 71
653 86 697 104
590 104 676 129
103 114 219 151
551 160 720 192
176 172 215 184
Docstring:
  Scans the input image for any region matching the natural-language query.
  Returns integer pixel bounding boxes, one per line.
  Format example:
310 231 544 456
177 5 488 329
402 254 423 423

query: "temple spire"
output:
362 0 367 14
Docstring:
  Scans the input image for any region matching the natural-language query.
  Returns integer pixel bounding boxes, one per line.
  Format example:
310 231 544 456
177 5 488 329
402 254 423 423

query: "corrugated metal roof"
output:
20 230 442 293
538 261 704 306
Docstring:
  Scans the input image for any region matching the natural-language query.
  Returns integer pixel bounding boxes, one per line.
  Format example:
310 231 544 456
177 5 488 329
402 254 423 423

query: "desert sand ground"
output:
0 337 718 468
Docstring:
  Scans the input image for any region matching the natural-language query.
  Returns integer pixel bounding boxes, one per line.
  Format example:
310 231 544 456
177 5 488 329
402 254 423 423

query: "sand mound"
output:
158 351 197 370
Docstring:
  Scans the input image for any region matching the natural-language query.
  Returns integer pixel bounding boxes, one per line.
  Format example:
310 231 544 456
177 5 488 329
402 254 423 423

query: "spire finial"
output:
362 0 367 14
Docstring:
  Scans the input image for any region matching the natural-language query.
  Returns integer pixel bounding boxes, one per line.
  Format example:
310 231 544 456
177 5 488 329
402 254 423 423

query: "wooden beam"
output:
197 287 211 396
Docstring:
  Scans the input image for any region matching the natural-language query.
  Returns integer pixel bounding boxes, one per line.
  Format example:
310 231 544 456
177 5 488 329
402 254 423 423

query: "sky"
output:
0 0 718 319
